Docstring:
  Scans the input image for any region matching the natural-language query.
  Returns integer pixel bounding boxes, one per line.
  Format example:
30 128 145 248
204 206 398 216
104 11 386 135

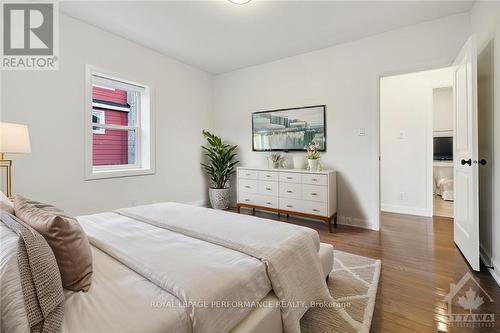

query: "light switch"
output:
358 128 366 136
398 131 406 140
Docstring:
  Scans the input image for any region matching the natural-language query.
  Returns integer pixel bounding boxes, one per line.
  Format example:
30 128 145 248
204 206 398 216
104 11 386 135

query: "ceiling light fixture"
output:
228 0 252 5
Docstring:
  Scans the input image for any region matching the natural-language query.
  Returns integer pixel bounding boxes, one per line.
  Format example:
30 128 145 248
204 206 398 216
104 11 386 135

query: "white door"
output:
453 36 480 271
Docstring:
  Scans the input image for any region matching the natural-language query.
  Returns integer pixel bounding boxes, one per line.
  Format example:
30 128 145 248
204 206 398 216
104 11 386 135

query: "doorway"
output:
432 87 454 218
380 67 455 219
379 37 485 272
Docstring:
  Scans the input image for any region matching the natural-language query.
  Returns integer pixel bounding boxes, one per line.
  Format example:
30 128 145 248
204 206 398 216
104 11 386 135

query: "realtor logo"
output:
1 2 58 69
443 272 495 328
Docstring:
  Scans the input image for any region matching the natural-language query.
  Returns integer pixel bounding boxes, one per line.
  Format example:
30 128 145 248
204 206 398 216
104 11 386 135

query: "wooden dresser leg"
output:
334 214 337 226
237 205 241 213
327 218 333 233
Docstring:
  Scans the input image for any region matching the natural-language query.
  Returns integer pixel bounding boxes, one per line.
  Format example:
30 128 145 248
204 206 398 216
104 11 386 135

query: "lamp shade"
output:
0 122 31 154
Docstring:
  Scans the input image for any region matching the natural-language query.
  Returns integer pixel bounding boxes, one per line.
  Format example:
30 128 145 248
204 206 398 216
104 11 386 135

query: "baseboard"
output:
480 244 500 287
480 243 493 266
186 199 208 207
381 204 432 217
337 215 377 231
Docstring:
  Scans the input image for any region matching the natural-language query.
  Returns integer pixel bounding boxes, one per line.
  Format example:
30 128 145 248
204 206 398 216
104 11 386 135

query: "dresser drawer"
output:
279 182 302 199
279 198 328 217
259 181 278 196
239 179 259 194
238 193 260 205
279 172 301 183
301 174 327 186
239 193 278 209
238 169 259 180
302 184 327 202
305 201 328 216
259 171 278 182
279 198 305 212
258 195 279 209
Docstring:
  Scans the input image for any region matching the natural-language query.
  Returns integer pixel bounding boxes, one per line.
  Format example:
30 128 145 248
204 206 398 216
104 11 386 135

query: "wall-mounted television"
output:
433 136 453 161
252 105 326 152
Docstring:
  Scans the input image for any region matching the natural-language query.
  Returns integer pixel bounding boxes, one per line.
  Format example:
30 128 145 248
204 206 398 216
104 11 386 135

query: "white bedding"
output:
0 223 30 333
2 202 332 333
78 211 272 333
0 221 190 333
63 246 190 333
114 203 332 333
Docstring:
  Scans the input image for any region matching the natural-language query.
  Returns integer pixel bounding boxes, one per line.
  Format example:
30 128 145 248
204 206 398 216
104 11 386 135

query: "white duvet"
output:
113 203 332 333
0 222 191 333
2 202 331 333
78 211 272 333
0 223 30 333
63 246 191 333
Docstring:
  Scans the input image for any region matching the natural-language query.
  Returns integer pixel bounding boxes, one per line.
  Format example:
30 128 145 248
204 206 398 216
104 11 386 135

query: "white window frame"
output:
92 109 106 134
85 65 155 180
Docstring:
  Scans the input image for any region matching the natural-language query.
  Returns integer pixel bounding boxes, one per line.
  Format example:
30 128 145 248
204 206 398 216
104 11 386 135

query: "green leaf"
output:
201 130 239 189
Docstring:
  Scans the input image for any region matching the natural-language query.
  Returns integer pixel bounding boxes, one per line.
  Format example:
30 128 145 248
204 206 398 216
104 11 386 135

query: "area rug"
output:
301 251 381 333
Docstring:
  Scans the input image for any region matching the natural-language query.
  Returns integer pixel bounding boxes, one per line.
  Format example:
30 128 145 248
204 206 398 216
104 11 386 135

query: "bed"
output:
1 202 334 333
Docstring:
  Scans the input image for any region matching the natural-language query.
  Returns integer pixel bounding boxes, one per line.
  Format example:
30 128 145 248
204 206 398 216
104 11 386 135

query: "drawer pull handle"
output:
266 202 272 205
266 187 272 191
312 209 319 212
286 205 293 208
287 177 293 179
312 179 318 182
266 175 271 178
245 186 251 189
245 174 251 176
311 193 318 196
286 190 293 193
244 199 250 202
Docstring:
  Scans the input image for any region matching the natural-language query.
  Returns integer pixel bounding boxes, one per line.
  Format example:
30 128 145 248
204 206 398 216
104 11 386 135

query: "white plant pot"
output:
293 155 305 169
308 159 319 171
209 188 231 210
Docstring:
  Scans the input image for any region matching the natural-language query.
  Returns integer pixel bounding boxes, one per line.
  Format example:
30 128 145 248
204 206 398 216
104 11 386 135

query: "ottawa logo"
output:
443 272 495 328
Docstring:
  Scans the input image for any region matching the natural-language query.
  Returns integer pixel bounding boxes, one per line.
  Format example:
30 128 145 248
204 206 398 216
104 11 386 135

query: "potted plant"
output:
201 130 239 210
306 141 321 171
268 153 286 169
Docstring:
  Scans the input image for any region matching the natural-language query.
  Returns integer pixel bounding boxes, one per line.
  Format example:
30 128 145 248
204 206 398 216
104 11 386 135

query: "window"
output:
92 110 105 134
86 66 154 179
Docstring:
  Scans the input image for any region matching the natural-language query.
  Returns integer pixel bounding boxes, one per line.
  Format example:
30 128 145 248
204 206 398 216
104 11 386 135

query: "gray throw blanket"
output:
1 211 64 333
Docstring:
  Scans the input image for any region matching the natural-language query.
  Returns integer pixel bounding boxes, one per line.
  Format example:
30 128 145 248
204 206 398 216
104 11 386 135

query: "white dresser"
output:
236 167 337 232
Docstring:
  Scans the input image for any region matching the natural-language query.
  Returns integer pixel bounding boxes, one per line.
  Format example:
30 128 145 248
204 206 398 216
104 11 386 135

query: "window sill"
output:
85 167 155 180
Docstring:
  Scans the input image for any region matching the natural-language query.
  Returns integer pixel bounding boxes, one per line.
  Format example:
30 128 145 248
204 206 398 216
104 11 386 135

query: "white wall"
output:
380 68 454 217
471 1 500 286
433 87 454 134
0 14 213 215
213 13 470 230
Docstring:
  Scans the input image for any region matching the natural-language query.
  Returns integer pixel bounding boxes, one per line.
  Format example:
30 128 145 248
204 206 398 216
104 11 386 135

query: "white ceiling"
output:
61 1 474 74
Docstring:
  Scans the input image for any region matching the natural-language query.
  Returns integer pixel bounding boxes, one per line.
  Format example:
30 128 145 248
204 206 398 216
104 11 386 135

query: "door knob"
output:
461 158 472 166
479 159 487 165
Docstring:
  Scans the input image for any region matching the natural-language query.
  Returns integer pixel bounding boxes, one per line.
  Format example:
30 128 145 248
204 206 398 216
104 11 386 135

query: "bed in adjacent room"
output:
1 197 334 333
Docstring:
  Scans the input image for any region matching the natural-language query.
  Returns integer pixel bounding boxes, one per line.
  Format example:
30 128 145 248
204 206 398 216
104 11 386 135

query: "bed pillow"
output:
13 195 93 292
0 191 14 214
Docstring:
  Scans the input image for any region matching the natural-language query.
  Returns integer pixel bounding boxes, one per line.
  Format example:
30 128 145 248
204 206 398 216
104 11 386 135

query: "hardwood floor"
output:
236 208 500 332
434 194 454 218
